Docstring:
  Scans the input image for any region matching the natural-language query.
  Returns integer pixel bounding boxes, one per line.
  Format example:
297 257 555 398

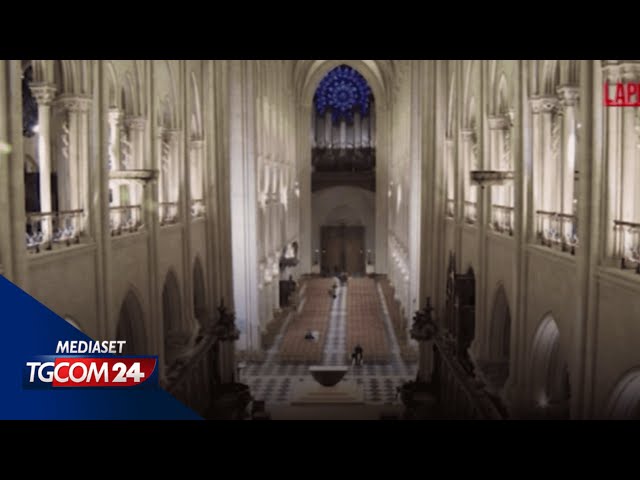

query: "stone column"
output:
126 117 146 210
557 86 580 215
539 96 559 212
76 96 92 235
30 83 56 240
460 129 475 205
165 129 181 207
107 108 121 175
190 139 205 205
530 97 543 237
56 97 79 212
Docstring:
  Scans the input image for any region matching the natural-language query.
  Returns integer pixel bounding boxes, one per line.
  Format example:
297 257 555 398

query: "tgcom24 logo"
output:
23 340 158 389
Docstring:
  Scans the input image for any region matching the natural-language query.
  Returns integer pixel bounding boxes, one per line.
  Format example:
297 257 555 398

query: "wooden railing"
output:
613 219 640 273
433 334 505 420
464 201 477 224
159 202 179 226
109 205 142 236
446 199 455 218
163 331 218 417
191 198 205 218
536 210 578 255
26 209 83 253
491 204 514 236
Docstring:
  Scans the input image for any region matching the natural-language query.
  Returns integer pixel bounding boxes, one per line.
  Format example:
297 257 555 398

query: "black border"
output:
1 14 638 59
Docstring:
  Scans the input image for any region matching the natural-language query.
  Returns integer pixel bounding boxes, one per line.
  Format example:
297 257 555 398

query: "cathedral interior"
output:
1 60 639 420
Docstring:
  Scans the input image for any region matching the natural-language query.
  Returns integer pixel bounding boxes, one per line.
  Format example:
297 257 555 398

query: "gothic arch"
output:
105 62 119 109
542 60 560 96
446 75 456 139
190 72 203 139
496 73 509 115
462 61 479 128
156 61 178 129
560 60 580 87
116 288 147 355
605 369 640 419
299 60 387 109
488 284 511 363
121 72 137 117
162 269 182 335
529 313 570 416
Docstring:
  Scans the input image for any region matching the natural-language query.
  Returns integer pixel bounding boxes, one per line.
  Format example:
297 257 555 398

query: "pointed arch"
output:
463 61 479 128
162 269 182 335
116 288 147 355
300 60 387 109
497 73 509 115
104 62 119 109
529 313 570 416
542 60 560 95
446 74 456 139
156 61 178 129
606 369 640 419
121 72 136 116
190 71 203 139
488 283 511 363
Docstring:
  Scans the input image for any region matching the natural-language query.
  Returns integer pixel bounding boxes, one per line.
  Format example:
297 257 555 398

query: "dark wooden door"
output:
321 225 365 275
345 226 365 274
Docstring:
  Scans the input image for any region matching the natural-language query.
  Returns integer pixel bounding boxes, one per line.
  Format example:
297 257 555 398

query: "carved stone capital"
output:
487 114 511 131
125 116 146 131
29 83 57 106
530 96 558 114
163 129 181 143
55 94 92 113
620 63 640 83
460 128 476 141
602 62 621 83
190 139 205 150
108 107 122 124
557 86 580 108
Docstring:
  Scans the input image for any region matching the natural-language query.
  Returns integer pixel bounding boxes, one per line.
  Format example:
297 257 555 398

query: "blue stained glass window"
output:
314 65 372 124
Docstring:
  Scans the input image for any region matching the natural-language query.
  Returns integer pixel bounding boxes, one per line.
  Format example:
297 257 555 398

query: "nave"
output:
240 276 417 417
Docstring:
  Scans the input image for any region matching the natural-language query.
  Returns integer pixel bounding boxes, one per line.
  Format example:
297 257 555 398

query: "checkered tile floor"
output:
240 282 418 406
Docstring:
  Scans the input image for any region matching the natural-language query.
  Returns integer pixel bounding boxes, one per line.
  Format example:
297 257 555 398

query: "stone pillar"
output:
539 96 559 212
190 139 205 204
461 129 475 205
558 87 580 215
30 83 57 240
107 108 121 173
76 96 92 235
56 97 79 212
165 129 181 207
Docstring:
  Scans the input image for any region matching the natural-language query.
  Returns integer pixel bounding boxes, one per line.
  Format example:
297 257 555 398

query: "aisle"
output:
241 277 417 408
322 284 347 365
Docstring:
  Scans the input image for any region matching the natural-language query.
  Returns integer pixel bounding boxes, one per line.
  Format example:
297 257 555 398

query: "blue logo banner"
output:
0 275 202 420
